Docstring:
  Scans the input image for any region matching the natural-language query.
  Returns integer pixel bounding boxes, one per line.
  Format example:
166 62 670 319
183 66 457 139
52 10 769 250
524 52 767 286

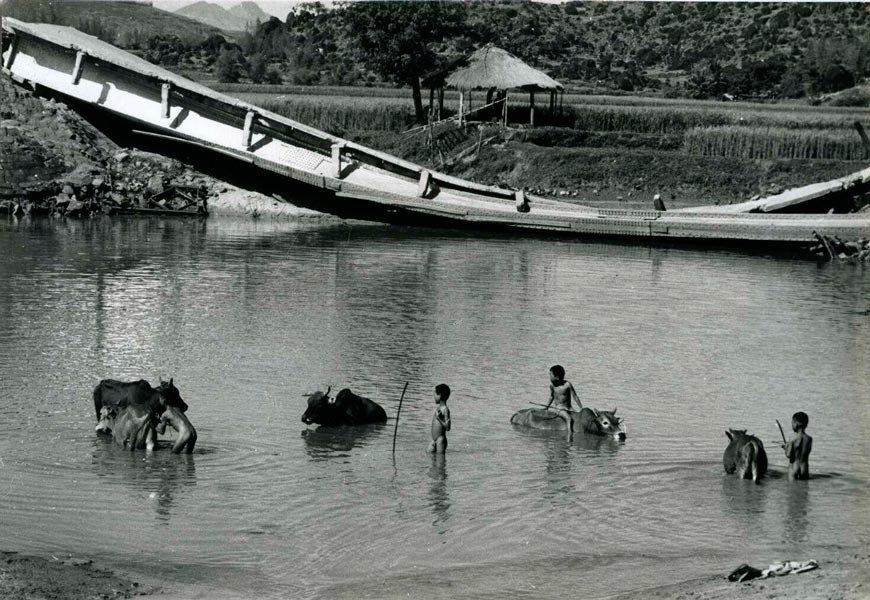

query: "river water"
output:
0 216 868 598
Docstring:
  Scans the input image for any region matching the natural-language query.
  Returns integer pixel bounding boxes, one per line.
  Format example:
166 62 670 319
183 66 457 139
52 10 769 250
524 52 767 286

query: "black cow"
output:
301 388 387 427
93 378 187 424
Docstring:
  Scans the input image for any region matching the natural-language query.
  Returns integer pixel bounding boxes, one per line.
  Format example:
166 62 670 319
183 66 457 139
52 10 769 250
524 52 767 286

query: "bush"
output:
827 88 870 107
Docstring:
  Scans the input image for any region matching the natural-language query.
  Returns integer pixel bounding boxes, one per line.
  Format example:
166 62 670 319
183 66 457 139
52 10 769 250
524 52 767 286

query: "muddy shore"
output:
2 549 868 599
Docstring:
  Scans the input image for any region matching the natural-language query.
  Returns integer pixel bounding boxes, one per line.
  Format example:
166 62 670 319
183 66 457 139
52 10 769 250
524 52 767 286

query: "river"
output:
0 216 868 598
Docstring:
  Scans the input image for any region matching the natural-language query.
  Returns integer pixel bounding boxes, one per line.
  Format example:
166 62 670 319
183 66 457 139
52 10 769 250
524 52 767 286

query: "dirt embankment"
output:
353 126 867 210
0 76 303 219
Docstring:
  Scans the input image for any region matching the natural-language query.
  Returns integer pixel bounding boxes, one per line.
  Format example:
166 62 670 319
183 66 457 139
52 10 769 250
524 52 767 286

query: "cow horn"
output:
325 386 331 397
612 407 617 415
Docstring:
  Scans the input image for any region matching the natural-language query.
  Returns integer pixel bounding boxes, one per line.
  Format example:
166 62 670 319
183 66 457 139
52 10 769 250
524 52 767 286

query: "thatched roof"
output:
443 44 562 92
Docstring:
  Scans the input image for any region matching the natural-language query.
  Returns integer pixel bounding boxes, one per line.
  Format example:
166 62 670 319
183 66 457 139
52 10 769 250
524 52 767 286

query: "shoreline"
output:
4 548 867 600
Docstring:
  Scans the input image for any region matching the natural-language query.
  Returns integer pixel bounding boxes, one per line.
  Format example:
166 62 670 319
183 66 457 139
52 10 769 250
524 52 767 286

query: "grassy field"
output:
223 85 868 163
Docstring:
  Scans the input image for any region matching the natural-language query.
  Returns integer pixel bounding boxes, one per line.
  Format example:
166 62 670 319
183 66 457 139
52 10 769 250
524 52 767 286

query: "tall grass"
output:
254 95 416 132
224 86 866 160
684 126 867 161
558 104 859 133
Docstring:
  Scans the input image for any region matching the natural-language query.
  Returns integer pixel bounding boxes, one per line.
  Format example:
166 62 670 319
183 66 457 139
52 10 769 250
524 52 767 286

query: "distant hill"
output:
228 2 271 29
1 0 225 45
176 1 269 32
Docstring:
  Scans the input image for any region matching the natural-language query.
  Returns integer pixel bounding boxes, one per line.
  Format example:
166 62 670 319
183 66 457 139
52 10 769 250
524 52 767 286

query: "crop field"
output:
223 85 869 162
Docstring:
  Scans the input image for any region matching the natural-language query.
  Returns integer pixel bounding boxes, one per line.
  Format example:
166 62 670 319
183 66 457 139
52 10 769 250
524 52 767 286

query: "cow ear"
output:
725 430 734 440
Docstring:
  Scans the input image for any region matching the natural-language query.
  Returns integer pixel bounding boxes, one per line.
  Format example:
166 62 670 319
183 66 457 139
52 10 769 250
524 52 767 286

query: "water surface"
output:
0 216 868 598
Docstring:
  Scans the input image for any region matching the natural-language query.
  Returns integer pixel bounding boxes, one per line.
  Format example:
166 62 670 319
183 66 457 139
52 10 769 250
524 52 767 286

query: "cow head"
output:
593 408 627 440
95 406 117 434
158 378 188 413
301 387 340 426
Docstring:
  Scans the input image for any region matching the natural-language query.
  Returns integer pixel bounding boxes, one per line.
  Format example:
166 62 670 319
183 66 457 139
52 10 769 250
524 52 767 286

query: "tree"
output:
216 47 244 83
248 53 267 84
344 2 463 123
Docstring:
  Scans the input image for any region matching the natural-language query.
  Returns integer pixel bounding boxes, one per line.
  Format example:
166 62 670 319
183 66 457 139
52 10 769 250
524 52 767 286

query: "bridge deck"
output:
3 17 870 246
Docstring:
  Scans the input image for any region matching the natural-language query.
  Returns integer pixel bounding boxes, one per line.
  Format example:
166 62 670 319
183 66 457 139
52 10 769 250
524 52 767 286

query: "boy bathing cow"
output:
93 378 196 454
782 411 812 481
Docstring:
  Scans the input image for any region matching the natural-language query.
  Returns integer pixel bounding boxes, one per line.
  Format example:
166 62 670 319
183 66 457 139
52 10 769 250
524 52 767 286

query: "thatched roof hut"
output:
425 44 563 128
444 44 563 92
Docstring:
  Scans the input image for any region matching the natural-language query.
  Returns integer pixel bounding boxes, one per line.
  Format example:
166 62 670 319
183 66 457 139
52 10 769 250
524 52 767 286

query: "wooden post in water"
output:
392 382 409 456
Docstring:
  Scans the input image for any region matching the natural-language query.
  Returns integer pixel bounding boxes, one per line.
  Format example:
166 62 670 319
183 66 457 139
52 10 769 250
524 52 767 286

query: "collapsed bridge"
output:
3 17 870 247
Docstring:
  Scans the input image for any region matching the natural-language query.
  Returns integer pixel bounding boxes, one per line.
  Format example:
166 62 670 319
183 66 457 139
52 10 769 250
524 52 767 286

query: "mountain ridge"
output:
175 1 270 32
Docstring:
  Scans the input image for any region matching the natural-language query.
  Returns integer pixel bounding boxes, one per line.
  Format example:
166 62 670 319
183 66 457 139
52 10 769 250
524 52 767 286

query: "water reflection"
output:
300 424 386 461
720 475 769 536
90 437 197 523
427 453 450 532
783 481 810 544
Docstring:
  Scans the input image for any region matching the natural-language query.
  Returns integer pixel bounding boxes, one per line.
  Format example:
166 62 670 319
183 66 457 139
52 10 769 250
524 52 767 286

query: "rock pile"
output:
810 233 870 262
0 75 212 217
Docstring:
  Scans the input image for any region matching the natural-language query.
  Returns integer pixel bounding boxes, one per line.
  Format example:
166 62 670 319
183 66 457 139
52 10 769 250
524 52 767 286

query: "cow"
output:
510 407 626 440
93 378 188 424
723 429 768 482
301 387 388 427
95 403 158 452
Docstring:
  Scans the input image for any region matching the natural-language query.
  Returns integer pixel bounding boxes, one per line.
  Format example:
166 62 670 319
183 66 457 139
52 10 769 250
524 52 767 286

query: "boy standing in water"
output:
427 384 451 454
544 365 583 433
156 405 197 454
783 411 812 481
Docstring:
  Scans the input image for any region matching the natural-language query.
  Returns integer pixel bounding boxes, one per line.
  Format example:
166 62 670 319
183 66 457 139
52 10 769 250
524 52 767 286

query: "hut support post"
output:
458 91 464 128
438 88 444 120
242 110 255 148
503 90 509 127
71 50 84 85
428 87 434 119
160 82 171 119
529 91 535 128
